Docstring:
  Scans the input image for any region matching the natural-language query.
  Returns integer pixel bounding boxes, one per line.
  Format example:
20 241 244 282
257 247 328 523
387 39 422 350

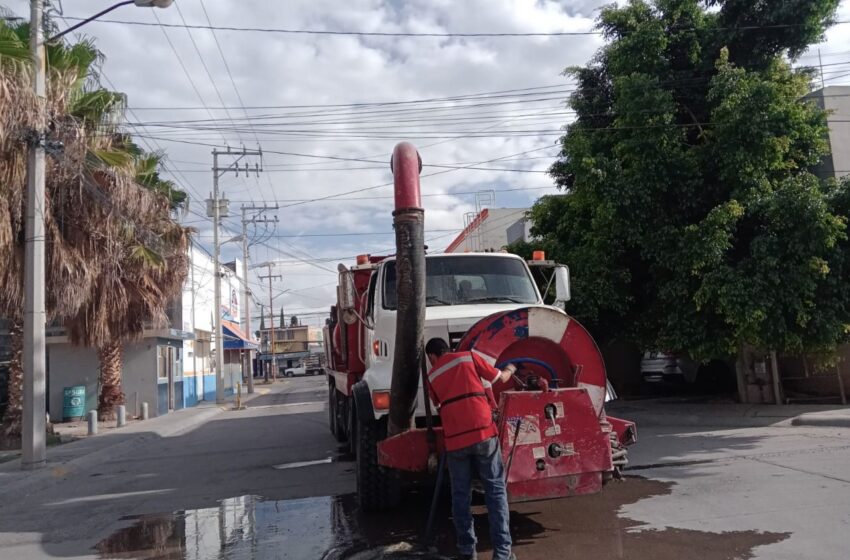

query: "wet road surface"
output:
93 477 788 560
1 376 848 559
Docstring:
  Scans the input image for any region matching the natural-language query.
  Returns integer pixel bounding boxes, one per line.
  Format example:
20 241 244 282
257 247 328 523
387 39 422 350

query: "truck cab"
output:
361 252 567 420
326 251 570 433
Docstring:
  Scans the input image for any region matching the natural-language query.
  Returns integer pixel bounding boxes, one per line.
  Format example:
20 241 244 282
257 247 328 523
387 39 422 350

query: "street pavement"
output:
0 375 848 559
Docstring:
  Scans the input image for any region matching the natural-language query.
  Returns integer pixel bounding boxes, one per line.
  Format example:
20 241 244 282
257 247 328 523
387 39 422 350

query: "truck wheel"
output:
347 404 357 456
333 391 347 443
328 382 337 438
355 409 400 512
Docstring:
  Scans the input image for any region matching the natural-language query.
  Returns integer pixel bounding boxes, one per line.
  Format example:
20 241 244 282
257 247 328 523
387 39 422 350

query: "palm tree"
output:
65 167 190 418
0 20 190 430
0 21 110 439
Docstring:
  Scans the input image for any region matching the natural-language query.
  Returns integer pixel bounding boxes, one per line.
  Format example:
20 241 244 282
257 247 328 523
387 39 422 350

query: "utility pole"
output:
23 0 47 470
208 147 262 404
258 265 282 383
20 0 173 469
240 204 277 394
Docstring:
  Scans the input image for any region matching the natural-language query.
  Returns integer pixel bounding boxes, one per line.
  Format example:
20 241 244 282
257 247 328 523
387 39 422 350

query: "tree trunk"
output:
98 341 124 420
1 320 24 447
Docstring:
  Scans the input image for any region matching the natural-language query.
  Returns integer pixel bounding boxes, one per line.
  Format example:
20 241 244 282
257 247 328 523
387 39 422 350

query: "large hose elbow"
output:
387 142 426 436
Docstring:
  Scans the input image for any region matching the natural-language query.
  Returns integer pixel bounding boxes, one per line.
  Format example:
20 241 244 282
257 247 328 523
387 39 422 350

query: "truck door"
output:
364 270 379 368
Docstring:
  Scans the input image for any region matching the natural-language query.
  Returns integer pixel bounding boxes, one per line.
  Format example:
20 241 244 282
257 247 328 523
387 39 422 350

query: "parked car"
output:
641 351 698 383
641 352 736 393
281 365 306 377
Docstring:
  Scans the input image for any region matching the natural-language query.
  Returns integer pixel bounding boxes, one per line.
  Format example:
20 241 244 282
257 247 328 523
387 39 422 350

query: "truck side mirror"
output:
554 265 570 304
338 265 357 324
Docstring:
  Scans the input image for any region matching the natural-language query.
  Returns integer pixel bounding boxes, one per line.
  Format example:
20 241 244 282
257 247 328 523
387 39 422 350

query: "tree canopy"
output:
519 0 849 361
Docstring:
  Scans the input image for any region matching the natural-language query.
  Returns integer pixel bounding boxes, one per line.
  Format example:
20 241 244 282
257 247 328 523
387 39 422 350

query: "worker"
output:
425 337 518 560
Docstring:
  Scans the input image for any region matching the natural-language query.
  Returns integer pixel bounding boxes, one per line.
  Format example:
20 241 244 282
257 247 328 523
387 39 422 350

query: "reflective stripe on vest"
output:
429 353 494 445
428 355 473 384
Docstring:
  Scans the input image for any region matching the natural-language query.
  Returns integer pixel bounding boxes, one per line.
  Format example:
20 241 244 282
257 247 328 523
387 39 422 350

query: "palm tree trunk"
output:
98 341 124 420
1 320 24 446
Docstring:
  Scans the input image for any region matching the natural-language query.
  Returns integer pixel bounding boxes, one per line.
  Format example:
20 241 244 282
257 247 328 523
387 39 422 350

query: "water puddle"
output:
95 477 789 560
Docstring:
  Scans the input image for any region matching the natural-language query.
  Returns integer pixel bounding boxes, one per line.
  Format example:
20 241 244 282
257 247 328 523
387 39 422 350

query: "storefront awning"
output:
222 320 259 350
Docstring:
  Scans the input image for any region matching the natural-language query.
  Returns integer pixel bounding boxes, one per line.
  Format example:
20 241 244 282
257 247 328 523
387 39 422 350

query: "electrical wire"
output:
61 16 850 38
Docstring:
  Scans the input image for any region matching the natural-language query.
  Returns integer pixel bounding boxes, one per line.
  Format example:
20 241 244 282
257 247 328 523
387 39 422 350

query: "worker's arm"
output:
472 352 516 385
497 364 517 384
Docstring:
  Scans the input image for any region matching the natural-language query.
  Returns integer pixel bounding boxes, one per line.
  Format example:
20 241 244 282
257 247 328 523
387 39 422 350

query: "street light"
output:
48 1 173 42
23 0 172 470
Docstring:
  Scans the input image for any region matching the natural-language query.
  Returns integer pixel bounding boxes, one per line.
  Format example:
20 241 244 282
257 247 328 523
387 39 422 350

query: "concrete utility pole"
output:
22 0 173 470
240 205 278 394
208 147 263 404
23 0 47 470
258 265 282 383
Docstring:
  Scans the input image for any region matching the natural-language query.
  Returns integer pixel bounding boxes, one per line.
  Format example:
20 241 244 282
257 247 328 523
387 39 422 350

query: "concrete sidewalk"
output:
0 380 284 500
608 398 850 428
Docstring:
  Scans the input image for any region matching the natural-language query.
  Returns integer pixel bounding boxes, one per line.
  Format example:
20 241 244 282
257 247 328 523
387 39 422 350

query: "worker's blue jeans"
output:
446 437 512 559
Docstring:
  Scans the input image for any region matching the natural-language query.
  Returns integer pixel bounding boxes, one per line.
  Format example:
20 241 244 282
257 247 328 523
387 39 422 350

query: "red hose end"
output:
391 142 422 209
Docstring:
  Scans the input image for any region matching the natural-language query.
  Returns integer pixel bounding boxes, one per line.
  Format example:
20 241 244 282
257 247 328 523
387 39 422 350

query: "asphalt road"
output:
0 375 848 559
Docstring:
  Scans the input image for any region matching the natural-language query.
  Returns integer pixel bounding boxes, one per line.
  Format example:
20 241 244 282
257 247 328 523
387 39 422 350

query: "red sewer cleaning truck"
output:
324 142 636 511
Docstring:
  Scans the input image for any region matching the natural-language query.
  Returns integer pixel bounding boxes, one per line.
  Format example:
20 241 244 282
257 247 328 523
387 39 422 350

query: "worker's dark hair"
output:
425 337 449 357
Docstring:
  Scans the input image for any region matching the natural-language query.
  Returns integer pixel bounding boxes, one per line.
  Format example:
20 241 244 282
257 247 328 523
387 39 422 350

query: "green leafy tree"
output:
525 0 848 363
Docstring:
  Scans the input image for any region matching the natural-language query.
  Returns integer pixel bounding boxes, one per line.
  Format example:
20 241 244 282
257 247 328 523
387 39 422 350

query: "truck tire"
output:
347 403 357 456
333 391 347 443
328 382 337 438
355 407 400 512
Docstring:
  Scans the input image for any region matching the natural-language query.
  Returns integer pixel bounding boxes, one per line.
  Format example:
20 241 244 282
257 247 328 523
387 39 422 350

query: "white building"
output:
40 246 256 421
444 208 531 253
808 86 850 180
181 248 256 406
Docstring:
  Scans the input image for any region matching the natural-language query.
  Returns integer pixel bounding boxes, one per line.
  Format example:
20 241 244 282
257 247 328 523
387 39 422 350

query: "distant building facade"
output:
807 86 850 180
445 208 531 253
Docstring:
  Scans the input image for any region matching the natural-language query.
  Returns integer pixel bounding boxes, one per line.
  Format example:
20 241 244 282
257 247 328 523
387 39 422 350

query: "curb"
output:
623 413 795 428
791 414 850 428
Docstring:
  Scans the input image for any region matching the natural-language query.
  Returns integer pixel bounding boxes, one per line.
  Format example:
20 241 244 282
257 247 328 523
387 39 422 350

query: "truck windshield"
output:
383 256 538 310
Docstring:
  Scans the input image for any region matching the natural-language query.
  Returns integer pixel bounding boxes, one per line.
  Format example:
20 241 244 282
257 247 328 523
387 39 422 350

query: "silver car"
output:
641 351 697 383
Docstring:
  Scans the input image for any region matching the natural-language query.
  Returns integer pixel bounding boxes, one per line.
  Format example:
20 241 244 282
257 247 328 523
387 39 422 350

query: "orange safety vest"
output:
428 351 500 452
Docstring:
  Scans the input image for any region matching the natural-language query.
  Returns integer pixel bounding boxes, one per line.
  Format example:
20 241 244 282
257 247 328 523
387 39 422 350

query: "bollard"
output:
141 402 149 420
87 410 98 435
117 405 126 427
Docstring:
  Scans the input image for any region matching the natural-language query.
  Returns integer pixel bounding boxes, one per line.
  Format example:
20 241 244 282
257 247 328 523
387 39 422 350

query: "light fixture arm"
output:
47 0 173 43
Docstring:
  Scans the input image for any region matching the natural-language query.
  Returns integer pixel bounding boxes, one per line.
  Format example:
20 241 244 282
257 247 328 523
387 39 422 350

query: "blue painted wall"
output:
183 375 200 408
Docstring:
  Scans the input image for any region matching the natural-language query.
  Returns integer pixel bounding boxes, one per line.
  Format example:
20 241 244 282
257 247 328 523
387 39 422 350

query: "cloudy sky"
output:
6 0 850 326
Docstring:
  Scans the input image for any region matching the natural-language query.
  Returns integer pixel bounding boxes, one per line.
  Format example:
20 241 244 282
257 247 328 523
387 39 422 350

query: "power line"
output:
62 16 850 38
224 186 558 204
196 229 462 239
195 0 279 204
126 83 572 111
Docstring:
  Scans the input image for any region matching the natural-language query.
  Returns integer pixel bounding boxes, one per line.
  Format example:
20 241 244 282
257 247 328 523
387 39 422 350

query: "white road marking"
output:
272 457 334 470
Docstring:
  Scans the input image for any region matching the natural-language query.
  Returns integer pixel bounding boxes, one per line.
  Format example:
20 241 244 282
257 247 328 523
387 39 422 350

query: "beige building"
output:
808 86 850 180
444 208 530 253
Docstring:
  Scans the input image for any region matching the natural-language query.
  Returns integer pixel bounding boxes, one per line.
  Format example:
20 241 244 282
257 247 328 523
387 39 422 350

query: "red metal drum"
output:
456 307 608 416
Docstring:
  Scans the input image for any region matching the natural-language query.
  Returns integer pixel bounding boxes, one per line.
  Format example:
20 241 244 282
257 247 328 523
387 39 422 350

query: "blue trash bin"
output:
63 386 86 421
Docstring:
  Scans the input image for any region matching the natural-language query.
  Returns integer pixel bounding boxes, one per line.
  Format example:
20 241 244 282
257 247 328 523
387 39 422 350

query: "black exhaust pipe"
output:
388 142 425 436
